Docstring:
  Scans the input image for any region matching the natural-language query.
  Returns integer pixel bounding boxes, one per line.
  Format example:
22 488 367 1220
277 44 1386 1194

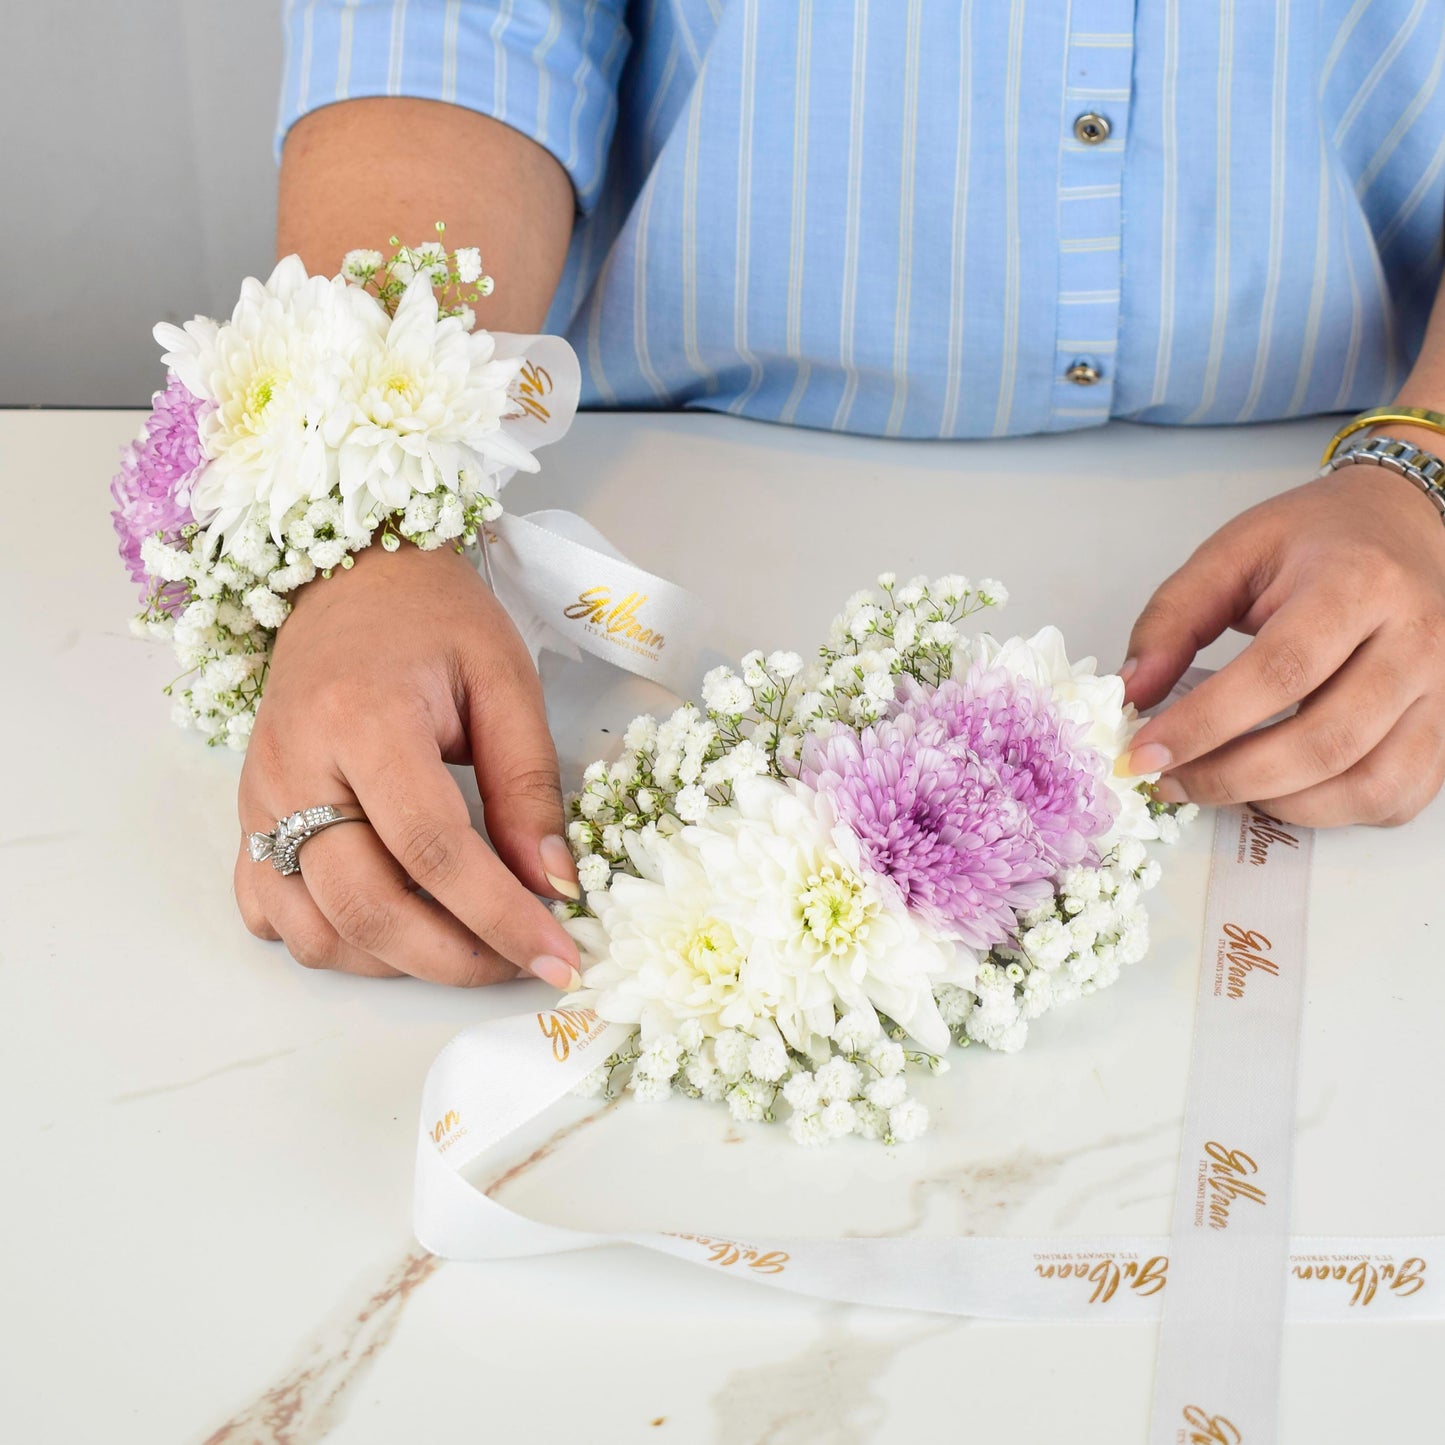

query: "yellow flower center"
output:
383 371 418 404
240 369 285 430
797 865 877 956
677 918 743 1003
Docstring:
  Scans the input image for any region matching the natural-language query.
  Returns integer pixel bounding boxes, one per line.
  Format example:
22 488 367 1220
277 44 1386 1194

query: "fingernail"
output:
1115 742 1172 778
539 834 580 900
530 954 582 991
1154 776 1188 804
1118 657 1139 685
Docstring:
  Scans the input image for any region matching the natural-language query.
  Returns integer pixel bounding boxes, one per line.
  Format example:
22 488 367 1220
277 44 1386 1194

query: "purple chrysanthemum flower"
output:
109 374 210 606
799 670 1114 951
897 669 1115 872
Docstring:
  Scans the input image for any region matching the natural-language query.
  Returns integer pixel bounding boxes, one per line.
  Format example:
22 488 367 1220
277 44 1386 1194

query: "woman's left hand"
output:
1119 456 1445 827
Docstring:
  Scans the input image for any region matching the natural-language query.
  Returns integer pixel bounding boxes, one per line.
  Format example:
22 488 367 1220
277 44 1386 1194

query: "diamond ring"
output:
247 805 367 876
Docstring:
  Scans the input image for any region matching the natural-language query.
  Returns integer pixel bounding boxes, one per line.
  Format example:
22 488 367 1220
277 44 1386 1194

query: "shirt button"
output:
1073 112 1112 145
1065 360 1102 386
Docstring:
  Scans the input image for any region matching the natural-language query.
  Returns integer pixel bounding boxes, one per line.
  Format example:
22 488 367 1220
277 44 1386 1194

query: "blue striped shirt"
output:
278 1 1445 439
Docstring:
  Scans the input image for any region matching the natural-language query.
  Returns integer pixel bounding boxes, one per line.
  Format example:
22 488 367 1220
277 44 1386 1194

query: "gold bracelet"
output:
1321 405 1445 466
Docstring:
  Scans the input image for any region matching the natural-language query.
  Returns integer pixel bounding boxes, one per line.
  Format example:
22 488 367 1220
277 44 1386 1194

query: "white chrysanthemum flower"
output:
568 831 772 1043
160 255 386 551
335 276 538 536
689 776 957 1054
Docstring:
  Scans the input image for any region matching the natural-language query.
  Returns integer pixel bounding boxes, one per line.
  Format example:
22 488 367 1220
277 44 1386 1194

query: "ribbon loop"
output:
413 810 1443 1329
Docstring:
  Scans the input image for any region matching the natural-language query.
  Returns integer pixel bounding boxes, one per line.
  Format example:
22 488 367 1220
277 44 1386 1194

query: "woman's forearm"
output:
277 97 576 332
1392 271 1445 415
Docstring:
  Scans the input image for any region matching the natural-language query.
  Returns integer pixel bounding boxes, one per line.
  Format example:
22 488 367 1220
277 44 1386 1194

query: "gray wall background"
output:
4 2 283 406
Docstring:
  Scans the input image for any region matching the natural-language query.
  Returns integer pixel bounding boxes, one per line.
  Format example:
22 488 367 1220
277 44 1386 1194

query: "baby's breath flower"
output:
455 246 484 283
746 1036 789 1082
887 1098 929 1143
342 248 384 280
864 1074 907 1109
577 854 611 893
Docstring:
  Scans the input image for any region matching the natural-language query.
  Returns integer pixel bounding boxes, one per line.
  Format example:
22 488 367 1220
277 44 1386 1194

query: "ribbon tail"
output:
484 510 709 697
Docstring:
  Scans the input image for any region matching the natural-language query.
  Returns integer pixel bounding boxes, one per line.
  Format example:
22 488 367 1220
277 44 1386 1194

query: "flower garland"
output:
560 576 1196 1146
110 226 559 747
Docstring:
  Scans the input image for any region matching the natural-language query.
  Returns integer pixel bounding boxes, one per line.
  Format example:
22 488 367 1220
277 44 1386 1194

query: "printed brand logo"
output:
1032 1252 1167 1304
1291 1254 1427 1306
505 360 555 424
1214 922 1278 1000
1179 1405 1241 1444
564 586 667 663
536 1005 604 1063
1236 807 1300 866
430 1109 467 1153
665 1233 790 1274
1195 1141 1266 1230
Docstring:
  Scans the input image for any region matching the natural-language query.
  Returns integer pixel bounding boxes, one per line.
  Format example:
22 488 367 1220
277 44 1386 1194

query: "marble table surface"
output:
4 409 1442 1445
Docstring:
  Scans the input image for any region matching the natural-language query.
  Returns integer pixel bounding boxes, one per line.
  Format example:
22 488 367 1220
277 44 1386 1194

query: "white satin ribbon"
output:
1147 803 1312 1443
486 510 709 696
483 332 708 696
413 805 1441 1328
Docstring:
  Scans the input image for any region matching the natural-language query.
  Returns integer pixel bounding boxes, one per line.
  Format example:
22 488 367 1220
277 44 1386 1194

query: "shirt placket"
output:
1051 8 1135 428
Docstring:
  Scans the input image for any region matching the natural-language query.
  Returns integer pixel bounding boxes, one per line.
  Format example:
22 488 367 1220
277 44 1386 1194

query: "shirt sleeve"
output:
275 0 631 212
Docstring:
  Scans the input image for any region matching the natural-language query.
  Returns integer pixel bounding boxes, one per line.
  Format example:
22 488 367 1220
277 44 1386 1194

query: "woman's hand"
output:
233 541 583 987
1120 460 1445 827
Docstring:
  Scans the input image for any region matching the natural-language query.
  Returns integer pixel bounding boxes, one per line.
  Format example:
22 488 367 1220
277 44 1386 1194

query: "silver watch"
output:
1321 434 1445 521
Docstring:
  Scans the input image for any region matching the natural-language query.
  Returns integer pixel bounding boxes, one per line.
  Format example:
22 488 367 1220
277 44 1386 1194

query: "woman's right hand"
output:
233 539 583 990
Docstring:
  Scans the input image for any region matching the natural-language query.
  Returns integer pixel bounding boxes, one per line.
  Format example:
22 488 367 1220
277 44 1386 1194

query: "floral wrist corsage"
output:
110 225 574 748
